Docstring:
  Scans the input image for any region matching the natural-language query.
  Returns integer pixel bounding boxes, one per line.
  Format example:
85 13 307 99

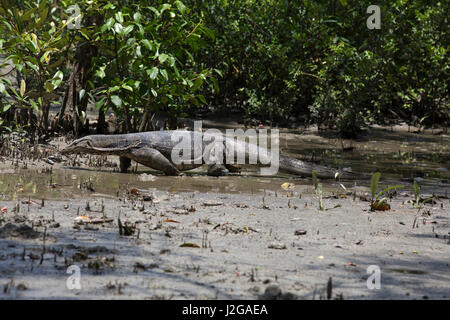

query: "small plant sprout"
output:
408 180 433 209
312 171 324 210
312 170 319 191
334 171 347 193
317 183 324 211
370 172 404 211
413 180 420 208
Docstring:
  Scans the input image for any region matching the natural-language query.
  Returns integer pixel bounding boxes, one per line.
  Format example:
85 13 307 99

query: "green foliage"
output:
187 0 448 134
370 172 404 209
312 170 319 190
86 0 216 130
0 0 215 133
413 180 420 208
408 180 433 208
0 0 70 131
370 172 382 200
0 0 447 135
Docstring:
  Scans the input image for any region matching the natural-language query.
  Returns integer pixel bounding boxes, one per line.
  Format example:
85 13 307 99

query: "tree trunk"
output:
138 97 153 132
59 14 102 136
96 107 106 134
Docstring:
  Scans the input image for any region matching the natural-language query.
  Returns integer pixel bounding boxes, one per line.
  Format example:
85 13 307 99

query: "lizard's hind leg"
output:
225 164 241 174
130 147 182 176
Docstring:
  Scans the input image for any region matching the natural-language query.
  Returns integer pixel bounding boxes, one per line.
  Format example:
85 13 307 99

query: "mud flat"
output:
0 172 448 299
0 127 448 299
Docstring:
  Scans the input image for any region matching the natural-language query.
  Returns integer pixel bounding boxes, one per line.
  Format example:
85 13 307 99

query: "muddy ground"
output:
0 126 448 300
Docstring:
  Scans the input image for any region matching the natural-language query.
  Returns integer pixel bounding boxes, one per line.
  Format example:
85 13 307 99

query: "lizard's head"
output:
61 136 93 155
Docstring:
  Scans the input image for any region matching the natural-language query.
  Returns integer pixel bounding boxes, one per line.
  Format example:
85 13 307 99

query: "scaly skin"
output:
61 131 364 179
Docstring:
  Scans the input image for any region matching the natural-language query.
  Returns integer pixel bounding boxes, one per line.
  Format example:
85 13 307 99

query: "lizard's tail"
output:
279 155 364 180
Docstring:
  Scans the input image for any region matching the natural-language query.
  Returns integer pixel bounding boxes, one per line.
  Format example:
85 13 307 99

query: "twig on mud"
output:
3 278 14 294
327 277 332 300
118 214 123 236
39 226 47 265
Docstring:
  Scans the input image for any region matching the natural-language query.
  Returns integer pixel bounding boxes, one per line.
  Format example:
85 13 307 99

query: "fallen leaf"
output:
294 230 307 236
180 243 200 248
22 199 40 206
281 182 295 191
74 215 91 223
1 206 7 213
203 201 223 207
130 188 140 195
347 262 357 267
164 219 180 223
371 201 391 211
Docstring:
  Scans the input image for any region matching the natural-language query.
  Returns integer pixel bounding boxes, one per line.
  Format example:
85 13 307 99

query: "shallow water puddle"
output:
0 165 447 201
0 167 305 200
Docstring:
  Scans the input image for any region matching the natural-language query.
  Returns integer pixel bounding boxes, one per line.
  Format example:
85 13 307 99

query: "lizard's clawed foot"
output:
225 164 241 174
207 164 229 176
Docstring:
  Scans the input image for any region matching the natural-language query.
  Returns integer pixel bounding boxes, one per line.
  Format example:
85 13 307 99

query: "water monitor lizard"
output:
61 131 362 179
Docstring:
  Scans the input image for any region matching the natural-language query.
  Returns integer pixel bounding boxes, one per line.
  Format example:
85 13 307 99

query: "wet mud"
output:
0 126 448 299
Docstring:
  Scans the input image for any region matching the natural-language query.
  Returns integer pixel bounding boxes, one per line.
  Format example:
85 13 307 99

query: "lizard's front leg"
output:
120 157 132 173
